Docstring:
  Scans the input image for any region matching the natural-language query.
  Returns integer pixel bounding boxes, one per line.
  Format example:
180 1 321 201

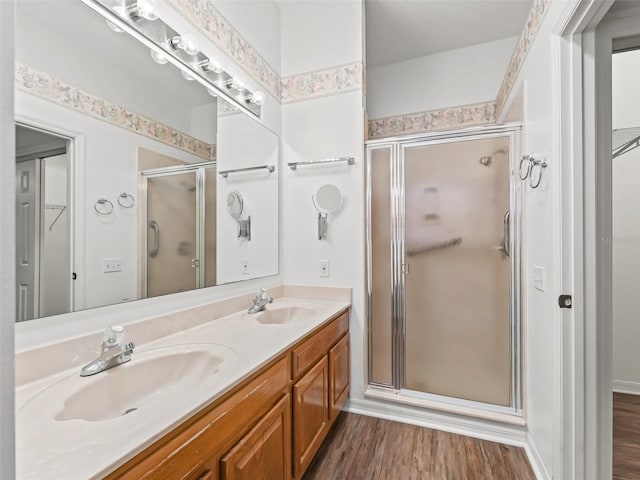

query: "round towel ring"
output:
94 198 114 216
118 192 135 209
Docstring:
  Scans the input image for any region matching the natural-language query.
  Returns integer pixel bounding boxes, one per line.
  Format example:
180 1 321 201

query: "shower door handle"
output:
498 211 510 258
148 221 159 258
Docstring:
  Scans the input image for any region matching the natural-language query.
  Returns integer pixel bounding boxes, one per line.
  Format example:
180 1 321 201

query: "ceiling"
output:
366 0 533 68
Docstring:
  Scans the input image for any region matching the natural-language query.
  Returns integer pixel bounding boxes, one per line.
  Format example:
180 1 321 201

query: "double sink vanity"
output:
15 287 351 480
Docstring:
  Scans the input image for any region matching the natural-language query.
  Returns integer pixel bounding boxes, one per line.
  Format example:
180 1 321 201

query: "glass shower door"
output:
402 136 512 406
146 171 198 298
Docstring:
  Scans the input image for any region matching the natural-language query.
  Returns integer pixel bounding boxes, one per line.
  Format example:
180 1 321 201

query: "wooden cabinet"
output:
329 334 350 422
292 357 330 479
105 308 350 480
291 310 350 479
221 395 291 480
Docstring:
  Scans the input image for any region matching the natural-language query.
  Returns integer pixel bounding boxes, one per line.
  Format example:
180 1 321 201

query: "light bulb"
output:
180 34 199 55
150 49 168 65
232 77 246 91
207 87 218 97
105 19 124 33
202 59 223 74
136 0 158 21
181 70 195 81
251 91 266 105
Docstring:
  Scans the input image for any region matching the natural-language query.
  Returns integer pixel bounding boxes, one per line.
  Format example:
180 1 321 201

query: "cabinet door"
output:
293 356 329 479
220 395 291 480
329 334 350 422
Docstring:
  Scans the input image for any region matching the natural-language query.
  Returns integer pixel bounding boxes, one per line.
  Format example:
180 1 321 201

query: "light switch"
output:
320 260 330 278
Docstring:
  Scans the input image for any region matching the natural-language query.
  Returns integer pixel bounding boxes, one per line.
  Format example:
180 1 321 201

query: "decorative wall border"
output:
367 102 497 140
167 0 281 100
281 61 364 104
495 0 552 115
15 62 216 161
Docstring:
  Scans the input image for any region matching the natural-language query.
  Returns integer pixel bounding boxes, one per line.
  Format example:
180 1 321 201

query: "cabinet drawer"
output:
291 310 349 379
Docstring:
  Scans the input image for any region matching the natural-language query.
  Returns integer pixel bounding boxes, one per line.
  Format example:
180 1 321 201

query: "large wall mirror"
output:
14 0 279 322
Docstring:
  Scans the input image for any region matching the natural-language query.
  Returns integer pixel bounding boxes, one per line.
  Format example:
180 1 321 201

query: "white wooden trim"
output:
613 380 640 395
582 10 640 480
345 397 528 447
525 436 552 480
0 1 16 477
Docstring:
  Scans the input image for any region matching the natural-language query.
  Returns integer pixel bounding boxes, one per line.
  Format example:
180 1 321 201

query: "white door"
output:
15 159 40 321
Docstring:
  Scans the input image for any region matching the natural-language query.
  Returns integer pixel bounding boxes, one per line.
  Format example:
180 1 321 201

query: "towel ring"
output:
529 158 547 189
117 192 135 209
518 155 531 180
94 198 114 216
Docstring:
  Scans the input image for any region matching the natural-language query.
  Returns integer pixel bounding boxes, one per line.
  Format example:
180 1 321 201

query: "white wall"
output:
0 0 15 476
217 112 279 283
280 1 366 398
366 36 518 120
612 49 640 390
496 2 569 477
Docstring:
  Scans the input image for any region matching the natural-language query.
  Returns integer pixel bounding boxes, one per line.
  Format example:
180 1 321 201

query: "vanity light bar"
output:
287 156 355 170
80 0 263 118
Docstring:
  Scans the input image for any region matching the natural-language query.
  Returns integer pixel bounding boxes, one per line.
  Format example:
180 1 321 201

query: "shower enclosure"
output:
366 125 522 416
139 162 216 299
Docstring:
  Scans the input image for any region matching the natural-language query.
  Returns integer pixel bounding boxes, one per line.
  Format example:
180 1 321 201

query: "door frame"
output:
15 117 80 317
139 161 216 298
554 1 640 478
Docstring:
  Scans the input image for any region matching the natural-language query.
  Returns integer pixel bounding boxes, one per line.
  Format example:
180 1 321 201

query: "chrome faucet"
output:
247 288 273 314
80 325 135 377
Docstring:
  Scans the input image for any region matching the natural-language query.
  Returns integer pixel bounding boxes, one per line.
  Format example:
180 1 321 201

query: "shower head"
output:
479 156 493 167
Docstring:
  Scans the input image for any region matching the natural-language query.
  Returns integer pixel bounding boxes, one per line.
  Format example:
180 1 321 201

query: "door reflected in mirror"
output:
15 0 279 322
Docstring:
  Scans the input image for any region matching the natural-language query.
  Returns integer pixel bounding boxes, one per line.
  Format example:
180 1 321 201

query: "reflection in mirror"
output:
15 0 279 321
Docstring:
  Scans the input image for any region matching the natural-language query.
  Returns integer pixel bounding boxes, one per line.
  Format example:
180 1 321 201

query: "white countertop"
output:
15 296 350 480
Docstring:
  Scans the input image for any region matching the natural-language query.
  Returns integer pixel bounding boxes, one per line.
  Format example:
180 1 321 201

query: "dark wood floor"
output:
303 413 535 480
614 392 640 480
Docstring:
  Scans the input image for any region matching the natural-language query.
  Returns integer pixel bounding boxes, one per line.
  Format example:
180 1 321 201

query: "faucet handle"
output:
256 288 268 300
103 325 125 349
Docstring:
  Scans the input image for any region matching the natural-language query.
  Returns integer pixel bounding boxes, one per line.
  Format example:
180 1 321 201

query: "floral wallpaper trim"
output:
15 63 216 161
495 0 551 116
281 62 364 104
166 0 280 100
367 102 497 140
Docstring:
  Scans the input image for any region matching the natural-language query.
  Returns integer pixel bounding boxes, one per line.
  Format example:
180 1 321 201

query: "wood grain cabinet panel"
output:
329 334 350 422
291 311 349 379
221 395 291 480
292 357 330 479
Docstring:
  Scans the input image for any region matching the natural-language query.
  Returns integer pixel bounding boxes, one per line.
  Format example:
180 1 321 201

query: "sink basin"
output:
20 343 235 423
252 306 317 325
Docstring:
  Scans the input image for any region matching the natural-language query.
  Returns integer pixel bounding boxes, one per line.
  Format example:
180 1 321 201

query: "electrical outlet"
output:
103 258 122 273
320 260 330 278
533 266 545 291
241 259 250 275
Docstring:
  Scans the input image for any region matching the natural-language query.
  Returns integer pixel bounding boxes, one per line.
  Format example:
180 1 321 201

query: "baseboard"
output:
344 397 528 447
524 436 551 480
613 379 640 395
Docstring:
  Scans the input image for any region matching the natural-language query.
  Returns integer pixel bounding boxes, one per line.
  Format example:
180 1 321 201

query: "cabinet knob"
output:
197 470 212 480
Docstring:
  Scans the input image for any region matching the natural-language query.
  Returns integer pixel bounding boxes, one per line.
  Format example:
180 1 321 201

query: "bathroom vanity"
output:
15 289 351 480
105 309 350 480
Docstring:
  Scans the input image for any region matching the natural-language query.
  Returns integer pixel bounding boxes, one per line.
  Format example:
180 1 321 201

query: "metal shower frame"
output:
365 123 523 415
